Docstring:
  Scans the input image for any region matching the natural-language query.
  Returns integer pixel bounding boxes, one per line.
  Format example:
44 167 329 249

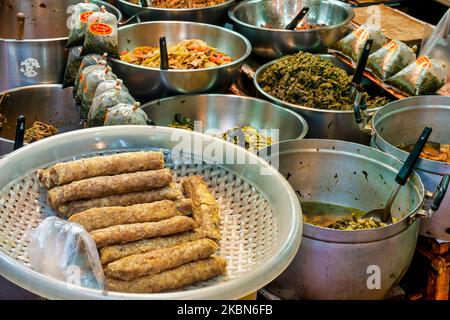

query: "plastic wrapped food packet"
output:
67 1 101 47
27 217 105 290
367 40 417 81
75 60 107 106
334 24 387 62
73 53 105 97
82 6 119 58
104 102 149 126
88 83 136 127
62 46 84 88
94 79 128 98
385 56 447 95
80 66 117 119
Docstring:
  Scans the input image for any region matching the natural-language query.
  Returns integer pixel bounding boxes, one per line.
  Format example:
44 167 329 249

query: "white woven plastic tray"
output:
0 126 302 299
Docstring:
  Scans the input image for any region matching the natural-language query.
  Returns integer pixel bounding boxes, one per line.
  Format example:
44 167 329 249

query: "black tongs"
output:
159 36 169 70
285 7 310 30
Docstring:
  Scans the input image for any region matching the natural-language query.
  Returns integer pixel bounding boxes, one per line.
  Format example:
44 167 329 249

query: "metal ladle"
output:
363 127 433 223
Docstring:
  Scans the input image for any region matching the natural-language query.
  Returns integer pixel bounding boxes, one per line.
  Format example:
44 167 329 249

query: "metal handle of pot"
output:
118 13 142 26
430 174 449 211
16 12 26 40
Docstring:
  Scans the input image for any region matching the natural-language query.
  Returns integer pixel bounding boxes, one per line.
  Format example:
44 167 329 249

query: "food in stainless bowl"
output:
398 142 450 163
261 23 328 30
128 0 227 8
24 122 58 144
257 52 390 111
120 39 232 69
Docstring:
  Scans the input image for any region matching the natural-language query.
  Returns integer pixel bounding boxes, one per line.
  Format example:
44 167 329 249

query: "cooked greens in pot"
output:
258 52 390 111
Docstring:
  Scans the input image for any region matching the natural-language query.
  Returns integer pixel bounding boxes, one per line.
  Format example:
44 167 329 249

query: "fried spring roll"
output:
105 239 219 280
69 200 187 232
99 232 203 265
181 176 221 241
48 169 173 209
106 256 227 293
38 151 164 189
90 216 196 248
174 198 192 215
58 184 182 218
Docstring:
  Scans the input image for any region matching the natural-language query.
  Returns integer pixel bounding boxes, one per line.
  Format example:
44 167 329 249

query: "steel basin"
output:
117 0 235 25
262 139 425 300
229 0 354 59
0 84 82 156
110 21 252 101
0 0 122 91
371 96 450 240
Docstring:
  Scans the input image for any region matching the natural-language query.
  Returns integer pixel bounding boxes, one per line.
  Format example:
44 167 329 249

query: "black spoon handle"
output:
159 36 169 70
285 7 310 30
351 39 373 87
395 127 432 186
13 115 25 151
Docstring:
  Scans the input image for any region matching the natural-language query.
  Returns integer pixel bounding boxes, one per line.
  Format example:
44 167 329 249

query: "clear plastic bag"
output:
75 60 107 106
73 54 105 98
82 6 119 58
334 23 387 62
67 1 101 47
104 102 149 126
62 46 83 88
367 40 417 81
27 217 105 290
88 83 135 127
94 79 128 98
80 66 117 119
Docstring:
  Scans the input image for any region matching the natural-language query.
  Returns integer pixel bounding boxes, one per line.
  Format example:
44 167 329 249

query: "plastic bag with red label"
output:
75 60 108 106
73 53 106 97
67 1 101 47
82 6 119 58
367 40 416 81
334 23 387 63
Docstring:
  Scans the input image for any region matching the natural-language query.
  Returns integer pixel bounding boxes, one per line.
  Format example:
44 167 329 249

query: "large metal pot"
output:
141 94 308 143
262 139 440 299
117 0 234 25
254 54 389 144
0 85 82 156
110 21 251 100
0 0 122 91
229 0 354 59
371 96 450 240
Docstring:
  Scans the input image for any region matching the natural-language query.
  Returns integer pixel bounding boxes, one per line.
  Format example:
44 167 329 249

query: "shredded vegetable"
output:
24 122 58 143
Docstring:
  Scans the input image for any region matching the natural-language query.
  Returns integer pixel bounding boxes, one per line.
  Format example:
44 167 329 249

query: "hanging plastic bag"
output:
73 53 106 98
62 46 83 88
75 60 107 106
104 102 149 126
80 66 117 119
334 24 387 63
67 1 101 47
367 40 417 81
94 79 128 98
82 6 119 58
27 217 105 290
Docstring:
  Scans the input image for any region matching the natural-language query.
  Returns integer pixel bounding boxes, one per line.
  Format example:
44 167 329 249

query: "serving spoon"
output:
285 7 310 30
363 127 432 223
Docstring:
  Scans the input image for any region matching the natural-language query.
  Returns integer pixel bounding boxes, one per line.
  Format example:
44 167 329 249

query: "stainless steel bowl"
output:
0 84 82 156
254 54 384 144
117 0 235 25
0 0 122 91
141 94 308 143
229 0 354 59
110 21 252 100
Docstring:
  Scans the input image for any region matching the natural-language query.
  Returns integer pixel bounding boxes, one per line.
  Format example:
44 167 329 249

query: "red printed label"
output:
352 27 369 41
80 11 94 24
416 56 432 70
383 40 398 52
89 22 113 36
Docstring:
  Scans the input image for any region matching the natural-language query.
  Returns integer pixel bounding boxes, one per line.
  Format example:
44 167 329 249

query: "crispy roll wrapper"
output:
38 151 164 189
69 200 186 232
105 239 219 280
181 176 221 240
174 198 192 215
106 256 226 293
99 232 203 265
48 169 172 209
58 184 182 218
90 216 195 248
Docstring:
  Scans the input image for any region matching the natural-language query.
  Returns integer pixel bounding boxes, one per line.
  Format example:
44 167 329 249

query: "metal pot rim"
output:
254 59 384 114
119 0 235 12
228 0 354 34
112 21 252 73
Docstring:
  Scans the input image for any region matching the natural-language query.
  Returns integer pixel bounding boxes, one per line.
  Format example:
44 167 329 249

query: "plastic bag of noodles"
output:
62 46 83 88
73 53 105 97
82 6 119 58
334 24 387 63
93 79 128 98
367 40 417 81
80 66 117 119
103 102 149 126
88 82 136 127
67 1 101 47
75 60 108 106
